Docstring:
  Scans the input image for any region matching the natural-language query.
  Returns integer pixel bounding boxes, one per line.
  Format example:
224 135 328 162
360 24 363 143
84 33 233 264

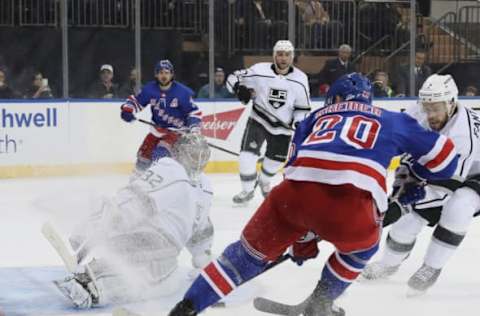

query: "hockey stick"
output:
136 119 241 157
253 296 345 316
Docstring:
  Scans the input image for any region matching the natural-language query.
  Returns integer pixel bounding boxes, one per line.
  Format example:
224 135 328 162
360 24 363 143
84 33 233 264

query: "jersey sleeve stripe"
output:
291 157 387 192
424 138 456 172
127 95 142 112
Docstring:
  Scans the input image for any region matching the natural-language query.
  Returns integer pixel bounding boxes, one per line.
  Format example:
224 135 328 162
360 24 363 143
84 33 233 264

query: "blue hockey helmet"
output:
325 72 372 106
154 59 174 74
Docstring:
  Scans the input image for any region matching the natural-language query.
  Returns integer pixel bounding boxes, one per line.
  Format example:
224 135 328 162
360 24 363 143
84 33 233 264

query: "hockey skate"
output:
361 261 400 280
168 299 197 316
407 264 441 297
232 190 255 204
258 180 271 198
303 282 345 316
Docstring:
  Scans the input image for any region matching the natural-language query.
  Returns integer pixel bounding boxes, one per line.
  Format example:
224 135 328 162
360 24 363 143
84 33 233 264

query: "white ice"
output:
1 173 479 316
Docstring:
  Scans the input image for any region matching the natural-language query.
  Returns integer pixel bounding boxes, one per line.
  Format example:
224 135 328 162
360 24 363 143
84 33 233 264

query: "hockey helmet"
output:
273 40 294 70
419 74 458 117
325 72 372 106
154 59 174 74
172 132 211 179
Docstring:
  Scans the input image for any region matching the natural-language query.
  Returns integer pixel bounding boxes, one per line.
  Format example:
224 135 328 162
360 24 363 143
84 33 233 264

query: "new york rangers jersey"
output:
403 103 480 210
285 101 459 212
123 80 202 132
228 62 311 135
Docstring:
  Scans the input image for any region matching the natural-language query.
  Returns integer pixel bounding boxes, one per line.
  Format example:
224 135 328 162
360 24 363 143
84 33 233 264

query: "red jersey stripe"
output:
425 138 455 170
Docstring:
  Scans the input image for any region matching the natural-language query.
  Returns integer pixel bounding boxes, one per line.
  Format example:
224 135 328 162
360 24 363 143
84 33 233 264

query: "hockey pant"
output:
183 180 381 312
135 131 179 173
238 118 290 192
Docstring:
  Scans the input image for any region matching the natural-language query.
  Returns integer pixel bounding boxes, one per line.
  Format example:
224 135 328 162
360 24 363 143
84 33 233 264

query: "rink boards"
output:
0 98 479 178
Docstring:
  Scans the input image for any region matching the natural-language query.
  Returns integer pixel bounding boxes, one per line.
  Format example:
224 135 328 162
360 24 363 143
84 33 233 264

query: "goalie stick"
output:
41 222 78 273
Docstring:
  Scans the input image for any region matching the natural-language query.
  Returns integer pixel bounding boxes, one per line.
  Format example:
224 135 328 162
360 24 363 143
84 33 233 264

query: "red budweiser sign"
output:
201 108 245 140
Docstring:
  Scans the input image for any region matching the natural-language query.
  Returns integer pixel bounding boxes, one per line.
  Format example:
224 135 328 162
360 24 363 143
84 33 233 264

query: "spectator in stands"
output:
0 70 18 99
23 71 54 99
119 68 141 98
372 70 394 98
464 85 478 96
197 67 234 99
250 0 288 50
295 0 343 49
87 64 119 99
394 51 432 96
316 44 356 90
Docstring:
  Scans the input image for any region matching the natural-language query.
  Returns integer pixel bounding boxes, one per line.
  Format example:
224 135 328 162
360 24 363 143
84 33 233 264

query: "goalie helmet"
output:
172 132 211 179
419 74 458 117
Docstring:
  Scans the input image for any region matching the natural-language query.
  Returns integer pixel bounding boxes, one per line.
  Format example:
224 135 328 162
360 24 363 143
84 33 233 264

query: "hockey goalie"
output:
51 133 213 308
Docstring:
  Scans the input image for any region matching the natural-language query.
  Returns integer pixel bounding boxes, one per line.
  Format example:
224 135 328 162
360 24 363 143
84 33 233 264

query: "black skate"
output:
169 299 197 316
407 264 442 297
232 190 255 204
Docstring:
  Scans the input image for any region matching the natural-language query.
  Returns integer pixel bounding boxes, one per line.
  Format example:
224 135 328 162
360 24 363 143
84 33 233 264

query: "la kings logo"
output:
268 88 288 109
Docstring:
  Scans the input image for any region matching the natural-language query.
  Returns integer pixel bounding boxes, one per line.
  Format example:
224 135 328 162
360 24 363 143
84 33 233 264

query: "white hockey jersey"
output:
228 62 311 135
405 103 480 209
123 157 213 252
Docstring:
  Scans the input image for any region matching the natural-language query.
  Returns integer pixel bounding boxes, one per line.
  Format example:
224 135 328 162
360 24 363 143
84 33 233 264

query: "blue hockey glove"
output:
398 182 426 206
120 105 136 122
289 231 320 266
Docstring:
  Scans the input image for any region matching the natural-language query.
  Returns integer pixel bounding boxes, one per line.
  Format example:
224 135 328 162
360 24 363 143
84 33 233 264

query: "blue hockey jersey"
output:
285 101 459 212
123 80 202 129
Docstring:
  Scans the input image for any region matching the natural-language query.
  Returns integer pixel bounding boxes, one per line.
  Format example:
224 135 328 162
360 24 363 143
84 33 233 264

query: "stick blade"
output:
112 307 142 316
253 297 300 316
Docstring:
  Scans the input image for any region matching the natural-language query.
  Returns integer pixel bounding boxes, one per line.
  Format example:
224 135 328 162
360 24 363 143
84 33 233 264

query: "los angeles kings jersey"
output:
228 62 311 135
404 103 480 210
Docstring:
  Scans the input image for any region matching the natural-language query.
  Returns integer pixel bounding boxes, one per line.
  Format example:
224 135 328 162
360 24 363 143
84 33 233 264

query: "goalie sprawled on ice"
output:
49 133 213 308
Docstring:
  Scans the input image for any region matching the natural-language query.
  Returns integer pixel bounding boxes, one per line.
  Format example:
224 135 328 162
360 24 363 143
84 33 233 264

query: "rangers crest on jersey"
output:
268 88 288 109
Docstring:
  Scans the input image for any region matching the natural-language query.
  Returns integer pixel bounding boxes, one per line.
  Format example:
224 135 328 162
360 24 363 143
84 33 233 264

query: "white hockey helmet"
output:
273 40 295 69
419 74 458 117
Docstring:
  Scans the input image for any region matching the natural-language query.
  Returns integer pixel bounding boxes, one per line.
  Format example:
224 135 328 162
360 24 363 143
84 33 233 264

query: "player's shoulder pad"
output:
250 62 274 75
151 157 191 182
290 67 309 84
173 81 195 97
141 80 159 92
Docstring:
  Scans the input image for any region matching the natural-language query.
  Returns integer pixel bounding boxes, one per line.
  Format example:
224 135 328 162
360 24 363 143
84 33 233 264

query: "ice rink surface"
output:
1 173 479 316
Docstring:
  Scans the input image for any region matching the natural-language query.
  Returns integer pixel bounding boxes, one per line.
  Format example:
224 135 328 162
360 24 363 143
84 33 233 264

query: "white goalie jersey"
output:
227 62 311 135
405 103 480 209
123 157 214 254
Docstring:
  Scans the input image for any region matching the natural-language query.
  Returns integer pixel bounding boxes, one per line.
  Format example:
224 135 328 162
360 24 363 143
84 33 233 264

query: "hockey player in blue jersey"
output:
120 60 202 175
167 73 459 316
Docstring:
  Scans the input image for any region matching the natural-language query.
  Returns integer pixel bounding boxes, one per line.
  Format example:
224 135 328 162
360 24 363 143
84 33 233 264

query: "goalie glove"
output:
288 231 320 266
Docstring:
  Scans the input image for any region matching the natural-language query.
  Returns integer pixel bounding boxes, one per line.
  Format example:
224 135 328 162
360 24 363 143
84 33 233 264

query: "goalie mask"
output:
172 133 211 179
419 74 458 131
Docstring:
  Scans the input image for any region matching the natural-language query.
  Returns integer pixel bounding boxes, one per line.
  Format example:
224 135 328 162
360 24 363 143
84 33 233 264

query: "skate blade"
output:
112 307 142 316
406 287 427 298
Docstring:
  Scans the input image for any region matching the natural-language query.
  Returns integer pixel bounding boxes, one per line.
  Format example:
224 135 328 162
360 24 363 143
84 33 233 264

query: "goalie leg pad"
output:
184 240 267 313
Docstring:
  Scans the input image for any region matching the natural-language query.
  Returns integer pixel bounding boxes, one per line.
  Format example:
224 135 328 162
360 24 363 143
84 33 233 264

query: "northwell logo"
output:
1 107 58 128
201 108 245 140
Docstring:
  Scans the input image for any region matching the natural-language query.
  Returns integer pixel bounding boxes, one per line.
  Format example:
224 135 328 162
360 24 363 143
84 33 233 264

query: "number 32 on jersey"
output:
304 114 381 149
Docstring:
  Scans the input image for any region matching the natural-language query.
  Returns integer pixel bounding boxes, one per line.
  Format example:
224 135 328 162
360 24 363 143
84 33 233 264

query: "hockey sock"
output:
184 240 268 312
239 151 259 192
319 243 379 300
258 157 283 185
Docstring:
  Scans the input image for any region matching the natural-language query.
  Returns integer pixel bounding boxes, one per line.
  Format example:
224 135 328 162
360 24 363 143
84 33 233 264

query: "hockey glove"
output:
289 231 320 266
120 105 136 122
234 82 252 104
397 182 426 206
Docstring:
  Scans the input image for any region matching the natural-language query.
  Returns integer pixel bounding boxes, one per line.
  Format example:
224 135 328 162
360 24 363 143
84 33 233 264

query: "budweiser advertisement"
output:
201 107 245 140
